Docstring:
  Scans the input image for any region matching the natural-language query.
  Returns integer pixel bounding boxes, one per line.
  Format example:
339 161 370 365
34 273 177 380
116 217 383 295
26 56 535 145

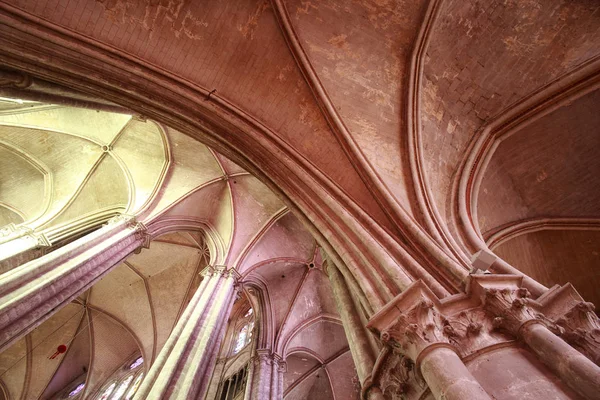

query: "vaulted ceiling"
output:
0 98 360 399
0 103 167 233
0 0 599 398
0 231 208 400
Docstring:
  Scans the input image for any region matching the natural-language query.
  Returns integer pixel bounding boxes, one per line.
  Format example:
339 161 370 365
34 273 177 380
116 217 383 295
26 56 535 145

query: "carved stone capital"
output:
133 222 151 249
442 308 507 358
482 286 546 334
227 267 242 284
200 265 227 278
255 349 274 366
0 224 33 243
469 275 555 336
106 213 136 227
277 360 287 373
369 280 512 362
554 301 600 364
380 299 449 359
366 346 427 400
34 233 51 248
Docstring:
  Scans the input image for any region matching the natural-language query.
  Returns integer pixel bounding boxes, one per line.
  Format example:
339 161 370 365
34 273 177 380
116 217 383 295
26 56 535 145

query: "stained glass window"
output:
68 383 85 397
111 375 133 399
124 373 144 400
247 321 254 339
244 308 253 318
129 356 143 370
98 383 116 400
233 325 248 354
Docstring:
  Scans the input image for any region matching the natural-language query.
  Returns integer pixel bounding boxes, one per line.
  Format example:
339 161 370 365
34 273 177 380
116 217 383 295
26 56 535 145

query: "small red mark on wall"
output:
49 344 67 359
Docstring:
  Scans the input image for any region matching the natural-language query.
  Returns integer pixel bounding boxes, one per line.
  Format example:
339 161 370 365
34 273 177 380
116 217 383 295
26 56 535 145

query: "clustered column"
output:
326 261 384 400
249 349 286 400
134 266 240 400
0 223 50 267
366 275 600 400
0 214 148 352
474 277 600 399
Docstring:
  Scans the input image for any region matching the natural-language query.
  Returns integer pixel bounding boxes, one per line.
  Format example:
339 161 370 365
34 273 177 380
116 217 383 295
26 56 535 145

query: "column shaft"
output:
521 322 600 399
270 358 278 399
0 215 145 352
420 347 492 400
328 263 376 384
134 267 237 400
250 350 273 399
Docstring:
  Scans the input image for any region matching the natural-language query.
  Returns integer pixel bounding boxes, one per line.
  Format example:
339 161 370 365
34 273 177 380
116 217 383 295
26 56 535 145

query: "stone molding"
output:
364 346 426 400
368 275 600 364
367 279 510 363
0 68 31 88
200 265 242 284
0 223 50 248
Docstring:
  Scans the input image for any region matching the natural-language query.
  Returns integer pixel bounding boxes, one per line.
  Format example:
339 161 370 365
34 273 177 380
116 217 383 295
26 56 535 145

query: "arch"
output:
0 4 424 309
146 217 225 266
242 279 275 351
485 217 600 251
450 57 600 295
280 315 343 357
454 58 600 254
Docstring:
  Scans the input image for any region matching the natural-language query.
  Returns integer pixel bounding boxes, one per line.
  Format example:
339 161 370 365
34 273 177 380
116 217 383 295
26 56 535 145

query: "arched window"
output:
68 383 85 397
233 324 248 354
129 356 143 370
111 375 134 399
124 373 144 400
94 355 144 399
97 383 116 400
232 320 254 355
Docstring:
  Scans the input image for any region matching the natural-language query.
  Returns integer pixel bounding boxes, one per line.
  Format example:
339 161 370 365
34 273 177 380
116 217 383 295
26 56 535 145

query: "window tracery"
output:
98 383 116 400
67 383 85 397
129 356 143 370
93 354 144 400
111 375 133 399
231 307 254 355
124 373 144 400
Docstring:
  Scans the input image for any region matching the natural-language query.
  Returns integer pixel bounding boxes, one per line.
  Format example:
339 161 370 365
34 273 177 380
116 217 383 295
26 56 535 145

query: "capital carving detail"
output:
554 302 600 364
0 224 33 243
379 352 421 398
481 287 549 334
200 265 226 278
381 300 449 359
369 280 519 363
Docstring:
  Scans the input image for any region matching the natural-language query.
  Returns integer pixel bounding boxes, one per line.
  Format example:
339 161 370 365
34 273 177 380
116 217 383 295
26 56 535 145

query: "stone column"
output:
327 262 377 382
243 337 258 400
250 349 273 399
476 278 600 399
271 354 286 400
134 266 239 400
248 350 285 399
368 282 492 400
0 214 148 352
0 224 51 273
326 261 384 399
